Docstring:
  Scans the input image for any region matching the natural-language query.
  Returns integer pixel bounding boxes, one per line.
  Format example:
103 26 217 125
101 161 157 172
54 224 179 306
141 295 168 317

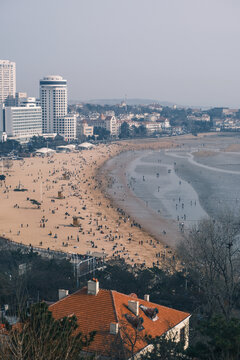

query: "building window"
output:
180 326 185 346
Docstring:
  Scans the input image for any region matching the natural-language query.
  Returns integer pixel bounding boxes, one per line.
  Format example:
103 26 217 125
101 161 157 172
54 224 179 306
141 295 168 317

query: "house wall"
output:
165 316 190 349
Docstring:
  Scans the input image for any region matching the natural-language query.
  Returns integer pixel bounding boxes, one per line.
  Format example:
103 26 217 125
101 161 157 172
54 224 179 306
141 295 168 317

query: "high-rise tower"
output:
40 75 67 133
0 60 16 104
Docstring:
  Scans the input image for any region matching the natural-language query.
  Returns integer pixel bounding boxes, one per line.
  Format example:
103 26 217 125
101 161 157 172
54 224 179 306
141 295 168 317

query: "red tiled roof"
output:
112 291 190 353
49 287 117 354
49 287 190 356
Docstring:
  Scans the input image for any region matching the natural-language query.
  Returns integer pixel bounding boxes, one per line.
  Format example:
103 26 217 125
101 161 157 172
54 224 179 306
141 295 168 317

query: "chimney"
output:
58 289 69 300
128 300 139 316
144 294 150 302
110 322 119 335
87 278 99 295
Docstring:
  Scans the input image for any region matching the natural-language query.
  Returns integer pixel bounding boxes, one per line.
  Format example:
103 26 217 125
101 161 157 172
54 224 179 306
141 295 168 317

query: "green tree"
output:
93 127 110 140
187 316 240 360
138 124 147 136
0 302 95 360
0 140 22 155
119 122 130 138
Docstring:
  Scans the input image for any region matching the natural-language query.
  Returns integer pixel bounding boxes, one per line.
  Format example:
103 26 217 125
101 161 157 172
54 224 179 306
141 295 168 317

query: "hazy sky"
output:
1 0 240 107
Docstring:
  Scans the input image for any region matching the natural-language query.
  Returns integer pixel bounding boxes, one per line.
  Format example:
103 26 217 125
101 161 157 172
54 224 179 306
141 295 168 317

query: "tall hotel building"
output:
40 75 67 133
0 60 16 104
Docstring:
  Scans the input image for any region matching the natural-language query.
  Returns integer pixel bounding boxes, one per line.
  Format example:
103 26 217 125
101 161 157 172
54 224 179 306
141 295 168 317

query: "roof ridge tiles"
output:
110 290 119 323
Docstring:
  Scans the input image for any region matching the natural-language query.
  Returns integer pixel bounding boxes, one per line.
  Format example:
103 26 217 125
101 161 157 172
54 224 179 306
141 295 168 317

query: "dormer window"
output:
125 314 144 331
140 305 159 321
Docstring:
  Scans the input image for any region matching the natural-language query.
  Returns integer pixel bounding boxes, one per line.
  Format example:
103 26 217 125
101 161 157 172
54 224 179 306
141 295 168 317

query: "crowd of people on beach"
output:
0 141 178 267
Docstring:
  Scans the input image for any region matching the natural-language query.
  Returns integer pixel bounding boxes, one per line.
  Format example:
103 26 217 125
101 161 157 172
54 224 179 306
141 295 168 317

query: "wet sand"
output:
101 150 184 248
103 133 240 249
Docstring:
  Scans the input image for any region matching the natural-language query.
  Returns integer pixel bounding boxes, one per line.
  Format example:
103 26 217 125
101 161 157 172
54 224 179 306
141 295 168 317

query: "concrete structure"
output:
15 92 28 106
0 60 16 105
57 114 76 141
0 98 42 142
40 75 67 134
58 289 69 300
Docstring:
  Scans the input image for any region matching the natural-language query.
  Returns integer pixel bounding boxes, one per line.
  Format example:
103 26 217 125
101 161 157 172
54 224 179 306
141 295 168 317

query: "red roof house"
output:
49 279 190 358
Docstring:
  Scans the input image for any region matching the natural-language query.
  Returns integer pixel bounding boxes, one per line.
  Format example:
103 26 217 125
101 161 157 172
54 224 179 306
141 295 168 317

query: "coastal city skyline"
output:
1 0 240 108
2 56 240 143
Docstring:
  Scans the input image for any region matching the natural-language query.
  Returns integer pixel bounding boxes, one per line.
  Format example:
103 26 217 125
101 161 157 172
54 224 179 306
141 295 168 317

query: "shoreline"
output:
98 149 184 249
0 133 231 268
0 139 178 268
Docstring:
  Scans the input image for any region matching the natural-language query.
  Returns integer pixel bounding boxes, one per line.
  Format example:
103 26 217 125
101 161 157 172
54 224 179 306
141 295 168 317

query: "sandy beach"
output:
1 133 238 268
0 139 179 268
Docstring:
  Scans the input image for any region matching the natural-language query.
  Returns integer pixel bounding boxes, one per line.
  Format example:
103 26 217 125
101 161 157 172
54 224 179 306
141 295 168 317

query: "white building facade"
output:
105 115 119 136
0 60 16 105
57 114 77 141
0 98 42 141
40 75 67 134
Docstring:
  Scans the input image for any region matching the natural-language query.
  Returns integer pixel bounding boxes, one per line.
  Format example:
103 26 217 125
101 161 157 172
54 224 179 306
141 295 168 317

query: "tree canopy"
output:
0 302 95 360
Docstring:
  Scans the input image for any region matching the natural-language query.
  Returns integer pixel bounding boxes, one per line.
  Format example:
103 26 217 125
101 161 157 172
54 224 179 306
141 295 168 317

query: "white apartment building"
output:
40 75 67 134
0 60 16 105
0 98 42 142
105 115 119 136
57 114 76 141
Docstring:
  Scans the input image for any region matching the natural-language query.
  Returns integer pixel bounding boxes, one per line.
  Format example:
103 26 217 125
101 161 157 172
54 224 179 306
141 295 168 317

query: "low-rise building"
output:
157 117 171 129
77 120 94 138
50 280 190 359
145 122 163 134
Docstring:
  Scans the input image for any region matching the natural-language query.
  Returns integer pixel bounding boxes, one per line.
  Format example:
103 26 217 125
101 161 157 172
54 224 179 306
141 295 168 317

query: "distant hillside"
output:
69 98 177 107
